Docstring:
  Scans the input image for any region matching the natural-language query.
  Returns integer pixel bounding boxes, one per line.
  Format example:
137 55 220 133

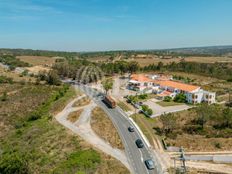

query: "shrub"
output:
138 94 148 100
0 151 29 174
147 108 153 116
0 76 13 84
1 92 8 101
174 93 186 103
141 105 149 112
164 96 172 102
214 142 221 149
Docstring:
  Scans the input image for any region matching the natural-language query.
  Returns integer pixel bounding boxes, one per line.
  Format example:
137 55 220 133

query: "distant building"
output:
128 74 216 104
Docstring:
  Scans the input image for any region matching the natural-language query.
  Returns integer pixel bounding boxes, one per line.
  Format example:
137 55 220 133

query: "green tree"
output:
174 93 186 103
128 61 139 73
196 103 211 129
164 96 172 102
222 108 232 128
147 108 153 116
46 70 61 86
102 78 113 95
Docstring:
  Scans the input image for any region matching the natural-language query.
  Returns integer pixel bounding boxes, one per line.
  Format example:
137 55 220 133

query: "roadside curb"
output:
129 117 151 148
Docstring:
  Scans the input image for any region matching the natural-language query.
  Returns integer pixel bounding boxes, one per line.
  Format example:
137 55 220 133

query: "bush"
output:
174 93 186 103
0 151 29 174
138 94 148 100
0 76 13 84
164 96 172 102
141 105 149 112
147 108 153 116
1 92 8 101
214 142 221 149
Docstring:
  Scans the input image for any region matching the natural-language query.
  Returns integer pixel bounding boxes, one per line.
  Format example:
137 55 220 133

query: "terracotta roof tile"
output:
155 80 200 92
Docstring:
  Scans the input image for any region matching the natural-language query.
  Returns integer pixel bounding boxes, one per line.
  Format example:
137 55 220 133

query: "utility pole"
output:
179 147 187 173
173 147 187 174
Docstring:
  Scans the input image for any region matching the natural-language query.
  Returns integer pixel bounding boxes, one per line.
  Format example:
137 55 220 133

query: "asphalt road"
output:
76 84 157 174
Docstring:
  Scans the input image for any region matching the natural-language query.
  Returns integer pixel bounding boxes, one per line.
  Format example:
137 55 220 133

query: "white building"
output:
129 74 216 104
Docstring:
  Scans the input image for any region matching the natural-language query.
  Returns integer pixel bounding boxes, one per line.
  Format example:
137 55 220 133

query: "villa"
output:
128 74 216 104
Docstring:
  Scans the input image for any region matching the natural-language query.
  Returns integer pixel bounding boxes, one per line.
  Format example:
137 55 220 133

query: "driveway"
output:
143 99 191 118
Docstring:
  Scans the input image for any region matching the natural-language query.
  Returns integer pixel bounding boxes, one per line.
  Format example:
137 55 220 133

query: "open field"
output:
16 56 57 66
0 66 35 82
91 107 124 149
88 55 232 67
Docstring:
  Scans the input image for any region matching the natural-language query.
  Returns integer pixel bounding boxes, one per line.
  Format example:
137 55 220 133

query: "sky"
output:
0 0 232 52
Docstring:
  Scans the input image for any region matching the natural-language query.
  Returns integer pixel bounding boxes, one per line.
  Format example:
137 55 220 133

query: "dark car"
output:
145 159 155 170
128 126 135 132
135 139 144 148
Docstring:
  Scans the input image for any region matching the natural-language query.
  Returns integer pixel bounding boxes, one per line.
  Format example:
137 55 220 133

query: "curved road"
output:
76 84 158 174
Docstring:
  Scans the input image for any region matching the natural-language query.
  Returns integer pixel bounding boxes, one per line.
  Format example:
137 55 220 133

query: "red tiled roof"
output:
130 74 151 82
157 90 172 97
155 80 200 92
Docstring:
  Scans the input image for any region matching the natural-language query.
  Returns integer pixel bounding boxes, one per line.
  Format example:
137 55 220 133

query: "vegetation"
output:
91 107 124 149
144 61 232 81
164 96 172 102
173 93 187 103
141 104 153 116
102 78 113 94
0 76 13 84
0 55 30 70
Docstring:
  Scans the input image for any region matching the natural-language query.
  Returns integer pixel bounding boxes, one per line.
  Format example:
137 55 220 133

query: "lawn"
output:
156 101 184 107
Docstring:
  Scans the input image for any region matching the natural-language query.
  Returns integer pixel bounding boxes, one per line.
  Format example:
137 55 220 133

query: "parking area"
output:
143 99 191 117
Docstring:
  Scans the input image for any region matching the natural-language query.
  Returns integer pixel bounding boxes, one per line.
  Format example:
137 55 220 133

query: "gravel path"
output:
55 95 131 172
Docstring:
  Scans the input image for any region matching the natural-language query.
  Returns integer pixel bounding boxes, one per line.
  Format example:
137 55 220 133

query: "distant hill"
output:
0 45 232 58
165 45 232 56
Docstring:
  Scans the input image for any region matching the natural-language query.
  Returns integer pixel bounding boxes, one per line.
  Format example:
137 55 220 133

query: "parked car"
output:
138 101 143 106
135 139 144 148
144 159 155 170
128 126 135 132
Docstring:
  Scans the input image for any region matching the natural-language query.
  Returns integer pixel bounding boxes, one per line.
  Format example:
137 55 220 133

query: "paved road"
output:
76 84 158 174
55 95 130 170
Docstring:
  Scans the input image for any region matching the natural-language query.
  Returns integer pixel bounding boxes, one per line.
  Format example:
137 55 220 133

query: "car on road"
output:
135 139 144 148
144 159 155 170
128 126 135 132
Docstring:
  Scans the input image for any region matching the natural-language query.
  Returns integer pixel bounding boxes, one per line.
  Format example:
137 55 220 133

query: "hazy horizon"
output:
1 0 232 52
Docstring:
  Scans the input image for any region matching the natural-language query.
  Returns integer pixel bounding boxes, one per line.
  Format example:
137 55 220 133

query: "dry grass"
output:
167 135 232 152
0 66 35 82
118 101 132 112
72 96 91 107
16 56 56 66
184 56 232 63
67 109 83 123
91 107 124 149
155 109 232 152
26 65 50 74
